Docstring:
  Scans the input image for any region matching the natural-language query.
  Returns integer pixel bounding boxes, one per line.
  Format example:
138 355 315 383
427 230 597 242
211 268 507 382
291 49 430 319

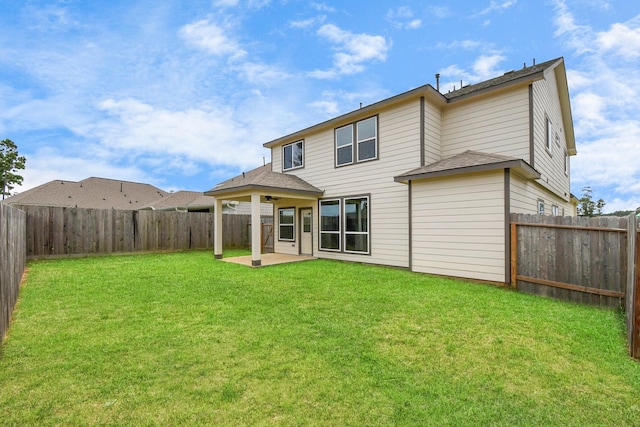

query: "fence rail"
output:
0 204 26 342
16 206 271 257
510 213 639 359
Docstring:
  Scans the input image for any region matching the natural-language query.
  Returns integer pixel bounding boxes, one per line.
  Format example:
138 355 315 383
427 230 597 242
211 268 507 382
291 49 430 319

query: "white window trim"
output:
282 140 304 172
278 207 295 241
538 199 545 216
343 196 370 254
319 199 341 252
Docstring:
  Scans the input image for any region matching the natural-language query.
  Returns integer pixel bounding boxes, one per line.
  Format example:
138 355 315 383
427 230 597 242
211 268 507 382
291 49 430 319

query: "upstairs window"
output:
545 116 552 152
356 117 377 162
538 199 545 216
283 140 304 171
335 116 378 167
335 126 353 166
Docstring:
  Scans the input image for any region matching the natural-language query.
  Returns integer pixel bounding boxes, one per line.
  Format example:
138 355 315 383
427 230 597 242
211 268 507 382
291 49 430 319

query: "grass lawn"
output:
1 251 639 426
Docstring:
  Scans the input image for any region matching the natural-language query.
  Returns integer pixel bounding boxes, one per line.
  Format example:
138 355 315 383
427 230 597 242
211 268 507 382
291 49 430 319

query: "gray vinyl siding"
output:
411 170 506 283
531 72 572 201
271 98 424 268
441 87 530 160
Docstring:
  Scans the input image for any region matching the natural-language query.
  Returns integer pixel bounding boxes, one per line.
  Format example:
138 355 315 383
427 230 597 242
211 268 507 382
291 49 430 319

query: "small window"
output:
356 117 377 162
335 125 353 166
279 208 295 241
320 199 341 251
335 116 378 167
538 199 545 216
545 116 552 152
283 140 303 171
552 205 559 216
564 151 569 175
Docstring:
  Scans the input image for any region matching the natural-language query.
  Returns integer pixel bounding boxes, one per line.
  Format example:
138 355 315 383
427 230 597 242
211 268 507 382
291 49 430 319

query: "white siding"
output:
424 101 442 164
411 171 506 283
531 72 572 202
271 98 424 267
510 173 574 216
272 200 315 255
441 87 530 160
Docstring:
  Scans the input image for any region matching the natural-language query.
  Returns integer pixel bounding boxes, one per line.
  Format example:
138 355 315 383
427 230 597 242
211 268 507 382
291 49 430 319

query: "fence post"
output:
510 221 517 289
633 217 639 359
627 214 639 359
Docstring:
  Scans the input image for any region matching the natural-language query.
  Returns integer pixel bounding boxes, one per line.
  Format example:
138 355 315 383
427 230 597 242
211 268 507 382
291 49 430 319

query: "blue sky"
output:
0 0 638 212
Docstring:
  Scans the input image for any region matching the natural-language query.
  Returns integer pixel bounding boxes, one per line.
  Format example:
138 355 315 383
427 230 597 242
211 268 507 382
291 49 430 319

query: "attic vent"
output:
503 70 515 75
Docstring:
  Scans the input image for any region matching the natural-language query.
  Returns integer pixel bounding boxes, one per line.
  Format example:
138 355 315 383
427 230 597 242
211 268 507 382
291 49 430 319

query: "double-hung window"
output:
344 197 369 253
279 208 295 241
319 199 341 251
319 196 370 254
283 140 303 171
335 116 377 167
545 116 552 152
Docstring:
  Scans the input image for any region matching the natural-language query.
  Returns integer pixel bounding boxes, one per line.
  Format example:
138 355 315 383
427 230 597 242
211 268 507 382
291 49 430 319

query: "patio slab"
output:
220 253 316 267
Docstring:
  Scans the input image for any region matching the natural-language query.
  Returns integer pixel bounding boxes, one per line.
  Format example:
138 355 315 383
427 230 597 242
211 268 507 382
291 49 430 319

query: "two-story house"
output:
206 57 576 284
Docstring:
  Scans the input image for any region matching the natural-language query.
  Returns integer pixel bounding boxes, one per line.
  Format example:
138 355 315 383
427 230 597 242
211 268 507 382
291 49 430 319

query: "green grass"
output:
1 250 639 426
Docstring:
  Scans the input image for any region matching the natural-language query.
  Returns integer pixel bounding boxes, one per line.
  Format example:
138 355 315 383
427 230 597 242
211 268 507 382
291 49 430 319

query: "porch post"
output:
251 193 262 266
214 197 223 259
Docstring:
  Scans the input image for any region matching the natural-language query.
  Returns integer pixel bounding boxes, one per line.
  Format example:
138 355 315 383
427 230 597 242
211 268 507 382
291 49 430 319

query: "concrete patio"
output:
220 253 316 267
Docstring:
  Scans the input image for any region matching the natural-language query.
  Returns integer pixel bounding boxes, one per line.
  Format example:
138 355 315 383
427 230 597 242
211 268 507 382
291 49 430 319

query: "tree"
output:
577 186 605 217
0 139 26 199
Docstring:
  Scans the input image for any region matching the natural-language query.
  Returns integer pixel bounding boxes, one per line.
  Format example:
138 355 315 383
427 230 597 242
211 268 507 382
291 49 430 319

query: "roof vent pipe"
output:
533 58 536 66
435 73 440 91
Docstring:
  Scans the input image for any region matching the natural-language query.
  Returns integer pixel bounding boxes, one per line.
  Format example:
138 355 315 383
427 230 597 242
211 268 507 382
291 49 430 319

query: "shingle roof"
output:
394 150 540 182
3 177 169 210
138 190 216 210
444 58 561 101
205 163 323 197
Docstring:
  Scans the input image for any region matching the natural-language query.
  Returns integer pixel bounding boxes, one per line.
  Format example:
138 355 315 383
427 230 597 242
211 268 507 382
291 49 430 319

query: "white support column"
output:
251 193 262 266
214 197 223 259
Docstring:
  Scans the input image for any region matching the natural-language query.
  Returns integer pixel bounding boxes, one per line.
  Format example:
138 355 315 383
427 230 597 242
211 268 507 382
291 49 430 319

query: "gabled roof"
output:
263 57 575 155
394 150 540 183
443 58 561 101
140 190 214 211
3 177 169 210
204 163 323 198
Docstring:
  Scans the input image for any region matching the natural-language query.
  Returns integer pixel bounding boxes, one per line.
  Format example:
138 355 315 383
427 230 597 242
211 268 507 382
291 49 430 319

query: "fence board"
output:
0 204 26 342
15 206 269 257
511 213 628 309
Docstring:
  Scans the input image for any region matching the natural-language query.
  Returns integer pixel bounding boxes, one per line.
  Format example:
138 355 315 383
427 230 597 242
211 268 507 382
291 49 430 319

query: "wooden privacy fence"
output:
16 206 272 257
0 204 26 342
510 213 639 359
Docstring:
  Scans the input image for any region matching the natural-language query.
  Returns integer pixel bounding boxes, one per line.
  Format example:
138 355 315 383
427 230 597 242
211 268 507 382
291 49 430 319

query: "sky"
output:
0 0 638 213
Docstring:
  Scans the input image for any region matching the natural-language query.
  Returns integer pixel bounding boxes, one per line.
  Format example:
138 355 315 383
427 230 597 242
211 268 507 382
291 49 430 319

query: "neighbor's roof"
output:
264 57 572 151
4 177 169 210
205 163 323 198
140 190 214 211
394 150 541 183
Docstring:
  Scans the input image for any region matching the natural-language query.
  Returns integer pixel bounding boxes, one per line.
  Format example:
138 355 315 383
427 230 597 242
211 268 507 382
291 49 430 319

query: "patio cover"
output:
204 163 323 266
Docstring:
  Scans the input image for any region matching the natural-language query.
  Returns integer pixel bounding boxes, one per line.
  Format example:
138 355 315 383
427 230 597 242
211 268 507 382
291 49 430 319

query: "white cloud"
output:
552 1 640 211
596 20 640 60
439 54 506 91
478 0 517 15
179 19 246 60
427 6 450 19
387 6 422 30
289 15 326 29
311 3 337 13
310 24 391 79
